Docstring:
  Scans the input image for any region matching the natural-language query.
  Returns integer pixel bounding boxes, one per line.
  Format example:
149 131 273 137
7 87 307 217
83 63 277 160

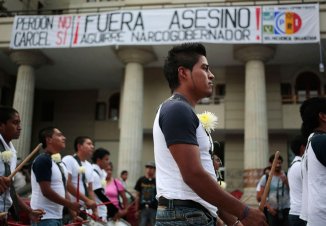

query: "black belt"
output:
158 197 208 212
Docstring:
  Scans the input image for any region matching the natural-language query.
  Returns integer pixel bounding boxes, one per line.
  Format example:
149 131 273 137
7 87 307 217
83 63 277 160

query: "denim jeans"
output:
139 207 157 226
155 205 215 226
31 219 63 226
288 214 307 226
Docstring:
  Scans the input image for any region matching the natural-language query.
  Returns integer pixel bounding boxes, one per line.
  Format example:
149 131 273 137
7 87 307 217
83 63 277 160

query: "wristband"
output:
239 205 250 221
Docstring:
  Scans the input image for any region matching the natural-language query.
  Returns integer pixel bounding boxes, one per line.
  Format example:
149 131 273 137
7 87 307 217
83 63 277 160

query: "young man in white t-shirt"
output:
91 148 121 221
0 106 44 224
62 136 98 220
288 135 306 226
300 97 326 226
31 127 80 226
153 43 267 226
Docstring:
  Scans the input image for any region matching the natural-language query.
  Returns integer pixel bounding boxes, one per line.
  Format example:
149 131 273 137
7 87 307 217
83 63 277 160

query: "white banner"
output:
262 4 319 43
9 4 320 49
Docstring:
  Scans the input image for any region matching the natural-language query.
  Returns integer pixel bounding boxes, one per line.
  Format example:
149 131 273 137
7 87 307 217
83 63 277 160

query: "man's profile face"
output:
121 172 128 181
188 55 215 98
79 138 94 159
49 128 66 152
1 113 21 141
98 154 110 170
275 159 283 172
145 166 156 178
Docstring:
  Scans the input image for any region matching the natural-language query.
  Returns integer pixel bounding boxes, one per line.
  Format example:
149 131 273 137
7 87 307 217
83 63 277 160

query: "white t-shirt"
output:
300 133 326 226
288 156 302 216
92 164 107 221
31 153 68 219
153 96 217 217
0 135 17 212
62 155 94 204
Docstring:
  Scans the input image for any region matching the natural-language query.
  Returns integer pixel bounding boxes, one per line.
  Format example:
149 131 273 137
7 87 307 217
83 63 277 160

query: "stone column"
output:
115 47 156 189
10 50 47 158
234 45 275 206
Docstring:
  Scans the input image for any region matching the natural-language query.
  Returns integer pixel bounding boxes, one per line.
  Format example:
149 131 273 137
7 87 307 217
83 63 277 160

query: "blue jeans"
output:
31 219 63 226
155 205 215 226
140 207 157 226
288 214 306 226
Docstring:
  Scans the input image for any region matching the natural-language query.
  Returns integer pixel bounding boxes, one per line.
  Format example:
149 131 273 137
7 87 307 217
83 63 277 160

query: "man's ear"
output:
178 66 188 81
45 136 52 145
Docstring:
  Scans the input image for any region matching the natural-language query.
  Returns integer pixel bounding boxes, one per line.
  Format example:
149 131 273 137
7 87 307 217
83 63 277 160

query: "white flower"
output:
51 153 62 163
220 181 227 190
197 111 218 133
78 166 85 174
101 179 106 187
1 150 13 163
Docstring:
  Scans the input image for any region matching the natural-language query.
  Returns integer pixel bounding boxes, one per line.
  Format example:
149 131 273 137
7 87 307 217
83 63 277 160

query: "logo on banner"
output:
263 10 302 35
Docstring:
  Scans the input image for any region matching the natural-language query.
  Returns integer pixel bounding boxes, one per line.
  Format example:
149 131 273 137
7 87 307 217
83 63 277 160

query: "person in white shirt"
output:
91 148 121 221
119 170 128 189
31 127 80 226
153 43 267 226
62 136 98 220
287 135 306 226
300 97 326 226
0 106 44 224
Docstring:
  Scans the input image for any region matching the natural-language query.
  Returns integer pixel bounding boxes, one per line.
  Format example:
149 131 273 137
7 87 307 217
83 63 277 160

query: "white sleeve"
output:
62 155 74 174
85 161 94 184
92 171 102 190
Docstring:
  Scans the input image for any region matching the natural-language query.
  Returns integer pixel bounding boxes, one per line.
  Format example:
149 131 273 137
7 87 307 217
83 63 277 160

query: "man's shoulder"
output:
310 133 326 167
84 160 93 167
34 153 51 163
62 155 77 169
32 153 52 172
161 98 192 112
62 155 74 162
311 133 326 145
159 99 198 125
137 176 146 181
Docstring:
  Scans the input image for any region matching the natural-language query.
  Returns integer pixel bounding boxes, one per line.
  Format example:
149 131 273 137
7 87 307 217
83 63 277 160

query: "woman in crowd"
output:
104 162 128 217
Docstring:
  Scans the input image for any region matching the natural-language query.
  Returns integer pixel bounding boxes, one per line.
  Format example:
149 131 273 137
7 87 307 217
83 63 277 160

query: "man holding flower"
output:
31 127 80 225
0 106 44 223
153 43 267 226
62 136 98 220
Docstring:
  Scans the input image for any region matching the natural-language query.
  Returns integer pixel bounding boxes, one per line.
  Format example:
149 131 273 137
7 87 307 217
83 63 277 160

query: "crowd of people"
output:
0 43 325 226
255 97 326 226
0 106 159 226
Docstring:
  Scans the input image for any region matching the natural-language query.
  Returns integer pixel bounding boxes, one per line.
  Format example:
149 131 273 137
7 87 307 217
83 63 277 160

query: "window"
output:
95 102 106 120
214 84 226 104
198 84 226 105
108 93 120 120
295 72 320 102
280 83 292 104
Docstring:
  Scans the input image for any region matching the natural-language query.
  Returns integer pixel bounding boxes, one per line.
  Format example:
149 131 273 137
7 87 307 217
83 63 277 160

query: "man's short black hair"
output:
0 106 18 124
92 148 110 163
38 127 56 149
120 170 128 176
290 135 307 156
163 43 207 92
269 154 283 164
74 136 92 152
300 97 326 139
